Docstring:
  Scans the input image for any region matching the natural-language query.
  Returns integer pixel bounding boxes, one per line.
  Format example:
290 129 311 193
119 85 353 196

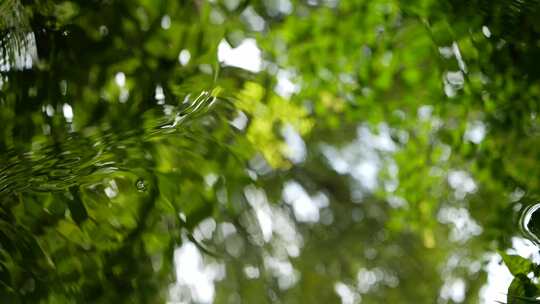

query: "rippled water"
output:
520 203 540 245
1 91 217 194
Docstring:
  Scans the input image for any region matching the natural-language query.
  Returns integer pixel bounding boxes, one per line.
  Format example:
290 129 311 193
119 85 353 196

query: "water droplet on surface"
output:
135 179 147 192
520 203 540 244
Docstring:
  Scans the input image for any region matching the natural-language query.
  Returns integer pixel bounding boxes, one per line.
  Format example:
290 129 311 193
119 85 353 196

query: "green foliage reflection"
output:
1 0 540 303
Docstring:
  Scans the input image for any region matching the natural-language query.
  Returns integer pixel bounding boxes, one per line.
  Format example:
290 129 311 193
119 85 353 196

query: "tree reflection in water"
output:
1 0 540 303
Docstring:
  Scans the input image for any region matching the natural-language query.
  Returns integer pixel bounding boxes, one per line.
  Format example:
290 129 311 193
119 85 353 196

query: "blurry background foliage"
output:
1 0 540 303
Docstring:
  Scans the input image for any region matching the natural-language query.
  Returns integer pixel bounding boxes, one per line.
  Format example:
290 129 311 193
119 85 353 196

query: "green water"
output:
2 0 540 303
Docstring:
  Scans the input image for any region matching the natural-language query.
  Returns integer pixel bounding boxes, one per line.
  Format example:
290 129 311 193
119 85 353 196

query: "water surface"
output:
2 1 540 303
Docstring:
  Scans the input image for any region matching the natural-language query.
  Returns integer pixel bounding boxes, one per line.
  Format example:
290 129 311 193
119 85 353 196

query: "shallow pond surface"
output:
2 1 540 303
